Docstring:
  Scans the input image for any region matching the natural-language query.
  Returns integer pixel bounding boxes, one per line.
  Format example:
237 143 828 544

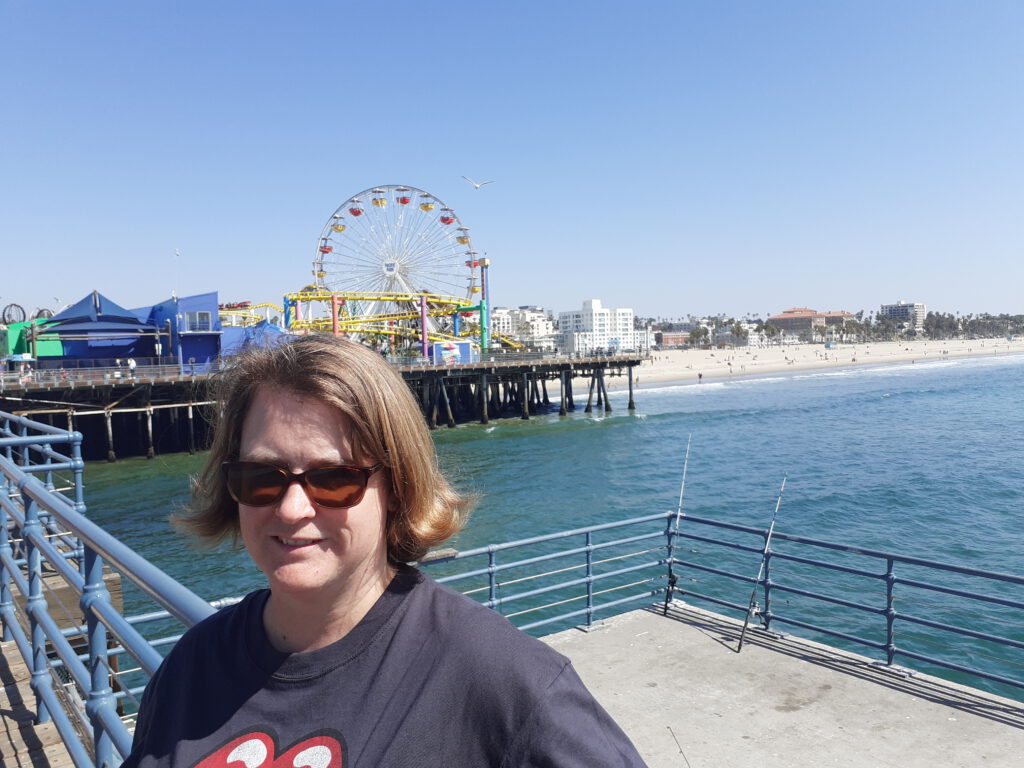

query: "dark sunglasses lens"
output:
226 464 287 506
305 466 368 508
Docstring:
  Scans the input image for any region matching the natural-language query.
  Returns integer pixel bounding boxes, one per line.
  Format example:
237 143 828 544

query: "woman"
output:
124 335 646 768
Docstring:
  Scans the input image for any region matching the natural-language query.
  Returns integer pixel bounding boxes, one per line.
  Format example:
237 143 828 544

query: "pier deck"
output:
546 602 1023 768
1 641 74 768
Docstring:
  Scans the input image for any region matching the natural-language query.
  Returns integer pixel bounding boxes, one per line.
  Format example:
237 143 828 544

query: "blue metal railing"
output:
665 513 1024 696
420 513 668 632
2 411 1023 768
0 412 215 768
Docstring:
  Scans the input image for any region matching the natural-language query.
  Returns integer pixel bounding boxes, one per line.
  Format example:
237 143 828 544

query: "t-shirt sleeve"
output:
504 660 648 768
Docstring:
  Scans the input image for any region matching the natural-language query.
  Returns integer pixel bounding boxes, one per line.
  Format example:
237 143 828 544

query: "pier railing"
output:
663 512 1024 697
0 412 215 768
1 349 645 391
2 411 1023 767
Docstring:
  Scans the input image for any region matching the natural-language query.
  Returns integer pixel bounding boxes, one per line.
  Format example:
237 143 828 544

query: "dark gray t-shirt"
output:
123 567 646 768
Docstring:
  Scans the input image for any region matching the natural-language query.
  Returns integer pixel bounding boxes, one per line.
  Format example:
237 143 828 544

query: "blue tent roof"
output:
48 290 151 328
220 320 290 356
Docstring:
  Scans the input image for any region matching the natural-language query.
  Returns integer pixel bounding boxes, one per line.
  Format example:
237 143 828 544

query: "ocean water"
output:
80 353 1024 696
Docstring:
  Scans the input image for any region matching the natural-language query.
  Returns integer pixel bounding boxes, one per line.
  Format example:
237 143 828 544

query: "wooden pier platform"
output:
1 640 75 768
1 353 646 460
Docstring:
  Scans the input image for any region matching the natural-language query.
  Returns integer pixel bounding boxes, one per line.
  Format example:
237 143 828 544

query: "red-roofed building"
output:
767 308 856 335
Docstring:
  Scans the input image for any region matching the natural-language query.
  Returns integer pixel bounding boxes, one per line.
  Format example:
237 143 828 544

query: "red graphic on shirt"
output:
195 730 344 768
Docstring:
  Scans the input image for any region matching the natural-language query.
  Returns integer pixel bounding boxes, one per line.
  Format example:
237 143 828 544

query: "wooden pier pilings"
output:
0 353 644 458
396 354 641 429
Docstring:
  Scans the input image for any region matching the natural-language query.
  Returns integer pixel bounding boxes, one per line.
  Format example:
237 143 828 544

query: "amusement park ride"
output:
219 184 509 355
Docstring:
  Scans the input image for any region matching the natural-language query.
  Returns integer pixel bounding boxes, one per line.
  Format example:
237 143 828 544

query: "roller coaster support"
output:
481 258 491 351
420 296 429 357
331 295 345 337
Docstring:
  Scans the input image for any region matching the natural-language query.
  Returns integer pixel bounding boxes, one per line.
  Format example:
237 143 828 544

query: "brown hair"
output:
179 335 470 562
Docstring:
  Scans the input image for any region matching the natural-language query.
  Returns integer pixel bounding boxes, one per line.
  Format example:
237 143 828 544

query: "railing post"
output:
487 547 497 609
762 541 773 631
39 436 56 536
885 557 896 665
585 531 594 627
23 489 52 723
82 542 116 768
0 474 12 642
18 419 29 466
71 433 87 569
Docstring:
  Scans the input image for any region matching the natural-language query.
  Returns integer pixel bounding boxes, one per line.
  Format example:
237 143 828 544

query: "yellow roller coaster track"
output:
285 290 471 308
216 291 523 347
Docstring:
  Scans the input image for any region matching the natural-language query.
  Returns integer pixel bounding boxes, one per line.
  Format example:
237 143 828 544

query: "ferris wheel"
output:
313 185 480 324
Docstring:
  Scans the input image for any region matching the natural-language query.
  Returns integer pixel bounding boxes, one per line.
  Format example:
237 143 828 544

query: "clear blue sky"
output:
2 1 1021 320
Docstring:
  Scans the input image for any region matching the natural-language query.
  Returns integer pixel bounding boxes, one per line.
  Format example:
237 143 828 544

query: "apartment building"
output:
557 299 653 353
879 301 926 330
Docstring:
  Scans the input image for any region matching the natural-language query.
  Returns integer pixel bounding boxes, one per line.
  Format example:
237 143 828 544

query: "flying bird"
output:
462 176 495 189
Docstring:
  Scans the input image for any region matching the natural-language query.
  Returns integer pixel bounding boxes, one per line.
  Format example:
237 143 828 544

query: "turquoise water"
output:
81 352 1024 695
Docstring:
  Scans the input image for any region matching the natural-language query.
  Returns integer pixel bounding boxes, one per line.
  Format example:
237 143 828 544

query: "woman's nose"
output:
275 480 316 522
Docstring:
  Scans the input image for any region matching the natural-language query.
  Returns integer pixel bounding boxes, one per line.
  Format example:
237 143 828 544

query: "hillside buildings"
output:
767 307 856 335
879 301 926 331
557 299 653 353
489 306 557 350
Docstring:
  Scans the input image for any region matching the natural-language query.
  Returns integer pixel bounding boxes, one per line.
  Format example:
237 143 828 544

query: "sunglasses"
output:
222 461 385 509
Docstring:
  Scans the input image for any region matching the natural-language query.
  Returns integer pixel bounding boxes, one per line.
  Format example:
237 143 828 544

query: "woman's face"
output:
236 386 391 601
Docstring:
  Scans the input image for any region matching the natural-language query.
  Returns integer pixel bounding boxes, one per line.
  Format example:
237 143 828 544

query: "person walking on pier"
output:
124 335 646 768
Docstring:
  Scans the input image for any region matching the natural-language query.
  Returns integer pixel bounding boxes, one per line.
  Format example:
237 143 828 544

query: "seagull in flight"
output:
462 176 495 189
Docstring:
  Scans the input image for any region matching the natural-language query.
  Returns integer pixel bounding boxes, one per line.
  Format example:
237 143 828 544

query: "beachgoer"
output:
124 335 646 768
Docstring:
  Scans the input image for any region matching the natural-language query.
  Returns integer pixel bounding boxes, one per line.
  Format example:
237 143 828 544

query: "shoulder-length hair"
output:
179 335 470 563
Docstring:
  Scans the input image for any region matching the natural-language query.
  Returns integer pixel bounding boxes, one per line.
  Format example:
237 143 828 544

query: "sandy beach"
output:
601 337 1024 391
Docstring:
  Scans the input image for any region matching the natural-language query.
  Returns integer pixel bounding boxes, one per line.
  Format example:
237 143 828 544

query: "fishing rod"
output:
662 434 692 615
737 475 786 653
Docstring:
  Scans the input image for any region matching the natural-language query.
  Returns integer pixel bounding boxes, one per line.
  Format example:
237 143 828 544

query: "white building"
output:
879 301 926 331
489 306 557 349
557 299 653 354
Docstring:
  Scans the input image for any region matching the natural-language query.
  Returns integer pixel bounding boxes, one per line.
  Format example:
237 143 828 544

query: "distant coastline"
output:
601 337 1024 391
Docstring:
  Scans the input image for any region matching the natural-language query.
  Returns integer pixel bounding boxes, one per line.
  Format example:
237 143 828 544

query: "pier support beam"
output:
479 373 489 425
427 377 439 430
600 369 612 414
559 370 567 416
520 372 530 420
104 411 116 463
584 374 596 414
438 377 456 428
627 366 636 411
490 382 501 416
145 407 155 459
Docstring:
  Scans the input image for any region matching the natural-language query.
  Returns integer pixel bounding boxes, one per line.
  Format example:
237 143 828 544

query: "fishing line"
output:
662 434 692 615
737 475 786 653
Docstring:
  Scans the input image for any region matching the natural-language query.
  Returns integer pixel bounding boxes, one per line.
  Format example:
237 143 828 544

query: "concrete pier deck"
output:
545 602 1024 768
